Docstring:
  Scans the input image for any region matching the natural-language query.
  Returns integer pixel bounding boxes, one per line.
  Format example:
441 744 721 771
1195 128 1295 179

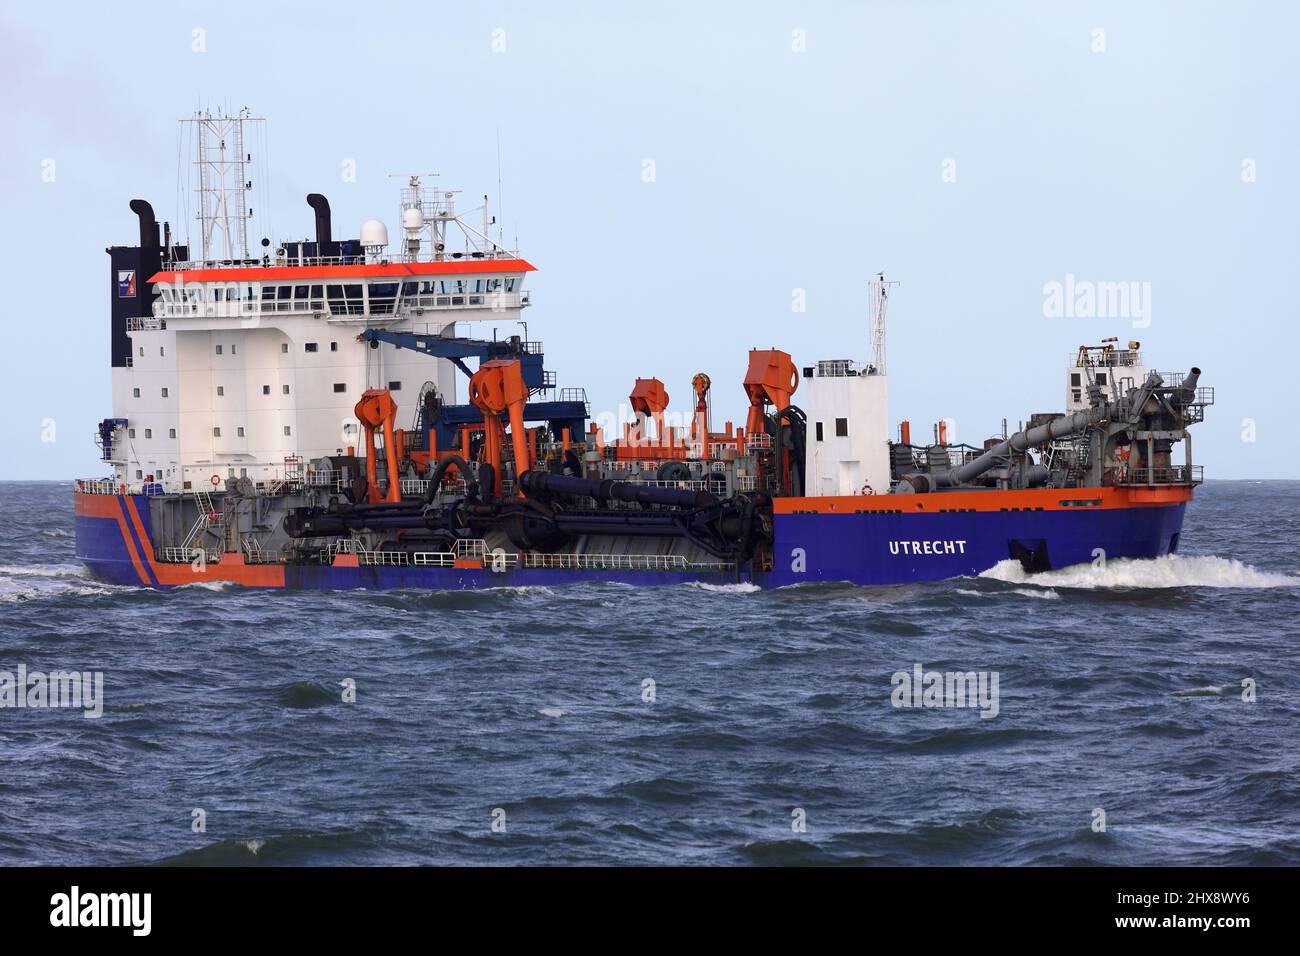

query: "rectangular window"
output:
333 383 346 393
132 388 140 398
169 428 176 439
237 426 245 437
388 381 402 391
159 347 164 356
330 342 338 352
215 345 223 355
1072 389 1082 402
305 343 318 353
835 418 849 437
281 343 289 353
217 386 224 396
282 385 290 395
294 285 309 299
815 422 824 442
128 428 136 439
231 344 237 355
262 385 270 395
213 427 221 437
161 387 169 398
135 470 142 479
1070 373 1081 386
283 426 292 436
138 347 144 357
1096 372 1107 385
144 428 152 438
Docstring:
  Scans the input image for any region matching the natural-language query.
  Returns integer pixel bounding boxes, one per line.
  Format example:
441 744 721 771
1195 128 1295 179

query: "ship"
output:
74 113 1213 591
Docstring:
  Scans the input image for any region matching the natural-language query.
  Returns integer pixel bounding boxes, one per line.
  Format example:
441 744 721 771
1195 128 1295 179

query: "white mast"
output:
869 272 897 375
185 108 264 262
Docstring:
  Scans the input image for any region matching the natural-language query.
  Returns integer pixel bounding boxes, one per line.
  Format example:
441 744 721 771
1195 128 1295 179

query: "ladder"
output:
181 487 223 555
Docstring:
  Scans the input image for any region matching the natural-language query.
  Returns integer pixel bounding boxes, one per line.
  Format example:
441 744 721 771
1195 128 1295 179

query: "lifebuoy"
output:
861 483 875 496
210 474 221 487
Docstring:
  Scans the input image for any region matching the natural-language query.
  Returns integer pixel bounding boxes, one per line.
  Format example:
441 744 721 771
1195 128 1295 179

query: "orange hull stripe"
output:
774 485 1192 515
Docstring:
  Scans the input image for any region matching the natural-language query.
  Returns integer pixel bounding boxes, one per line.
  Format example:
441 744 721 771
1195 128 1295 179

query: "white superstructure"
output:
101 117 532 493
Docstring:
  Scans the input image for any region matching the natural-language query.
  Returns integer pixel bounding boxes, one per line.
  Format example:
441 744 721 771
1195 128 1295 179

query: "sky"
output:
2 0 1295 480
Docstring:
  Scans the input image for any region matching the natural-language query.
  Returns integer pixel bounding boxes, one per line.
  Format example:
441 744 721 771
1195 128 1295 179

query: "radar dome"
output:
401 207 424 233
360 218 389 248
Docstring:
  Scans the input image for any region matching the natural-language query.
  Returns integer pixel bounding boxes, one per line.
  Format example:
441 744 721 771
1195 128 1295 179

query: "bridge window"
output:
388 381 402 390
305 342 318 352
369 282 399 315
505 277 517 292
1071 373 1081 386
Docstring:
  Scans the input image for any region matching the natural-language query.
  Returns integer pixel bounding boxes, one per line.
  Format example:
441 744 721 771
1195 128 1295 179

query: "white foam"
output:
955 586 1059 600
0 564 86 579
1012 588 1061 600
980 554 1298 590
536 707 567 718
682 581 761 594
175 579 236 591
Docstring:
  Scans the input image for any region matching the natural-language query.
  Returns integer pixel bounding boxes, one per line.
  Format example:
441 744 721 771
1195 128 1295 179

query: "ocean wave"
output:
682 581 761 594
0 563 87 579
980 554 1299 590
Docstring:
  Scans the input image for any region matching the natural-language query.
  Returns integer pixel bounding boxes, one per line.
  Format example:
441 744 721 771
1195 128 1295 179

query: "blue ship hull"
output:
74 488 1189 591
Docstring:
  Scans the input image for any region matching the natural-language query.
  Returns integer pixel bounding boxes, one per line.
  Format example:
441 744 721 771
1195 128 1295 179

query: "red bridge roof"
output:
148 257 536 284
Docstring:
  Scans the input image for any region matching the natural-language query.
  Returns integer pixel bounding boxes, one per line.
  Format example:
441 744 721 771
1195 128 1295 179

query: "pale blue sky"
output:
2 0 1295 479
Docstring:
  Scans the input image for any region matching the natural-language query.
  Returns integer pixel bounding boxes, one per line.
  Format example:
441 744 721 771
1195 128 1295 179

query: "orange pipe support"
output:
354 389 402 503
468 359 532 497
743 348 799 436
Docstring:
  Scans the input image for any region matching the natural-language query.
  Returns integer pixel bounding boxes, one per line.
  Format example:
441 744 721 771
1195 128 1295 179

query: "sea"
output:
1 479 1297 865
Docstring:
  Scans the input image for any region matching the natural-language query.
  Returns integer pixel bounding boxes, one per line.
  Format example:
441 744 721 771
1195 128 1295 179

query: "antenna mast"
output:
185 108 264 262
869 272 898 375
